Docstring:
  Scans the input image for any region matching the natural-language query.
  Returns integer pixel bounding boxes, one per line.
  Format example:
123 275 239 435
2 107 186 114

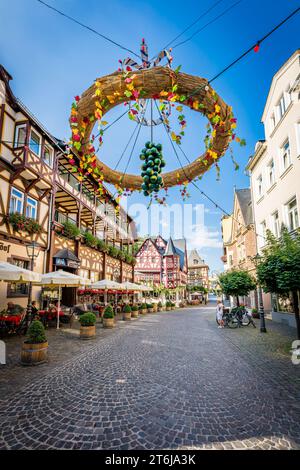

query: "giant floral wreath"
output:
68 65 237 200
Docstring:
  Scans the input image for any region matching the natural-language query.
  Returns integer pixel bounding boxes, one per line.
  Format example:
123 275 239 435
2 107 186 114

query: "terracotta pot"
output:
21 341 48 365
103 317 115 328
80 325 96 340
141 309 147 314
166 307 171 311
123 311 131 321
148 308 154 313
131 310 139 318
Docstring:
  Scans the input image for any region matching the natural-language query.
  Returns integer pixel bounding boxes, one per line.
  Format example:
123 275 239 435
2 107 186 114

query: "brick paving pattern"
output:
0 305 300 450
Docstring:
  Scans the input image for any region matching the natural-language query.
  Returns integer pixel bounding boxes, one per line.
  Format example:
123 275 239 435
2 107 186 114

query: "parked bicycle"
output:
221 306 256 329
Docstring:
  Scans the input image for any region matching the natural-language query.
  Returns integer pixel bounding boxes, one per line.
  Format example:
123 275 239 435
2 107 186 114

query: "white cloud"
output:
186 225 223 249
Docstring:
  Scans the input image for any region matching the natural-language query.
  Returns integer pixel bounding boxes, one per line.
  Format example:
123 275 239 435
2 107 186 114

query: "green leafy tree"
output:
218 269 256 306
256 228 300 339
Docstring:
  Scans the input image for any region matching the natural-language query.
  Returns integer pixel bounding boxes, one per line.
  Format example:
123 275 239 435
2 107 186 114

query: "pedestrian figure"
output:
216 301 224 328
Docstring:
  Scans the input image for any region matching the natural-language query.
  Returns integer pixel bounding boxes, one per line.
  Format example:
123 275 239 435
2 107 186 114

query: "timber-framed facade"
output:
0 65 137 309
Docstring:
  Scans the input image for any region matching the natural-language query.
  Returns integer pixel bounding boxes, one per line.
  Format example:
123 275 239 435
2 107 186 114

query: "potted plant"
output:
152 303 158 312
140 303 147 314
171 302 176 310
21 320 48 365
131 305 139 318
78 312 97 339
103 304 115 328
147 303 154 313
123 304 132 321
157 301 162 312
166 301 172 311
252 308 260 319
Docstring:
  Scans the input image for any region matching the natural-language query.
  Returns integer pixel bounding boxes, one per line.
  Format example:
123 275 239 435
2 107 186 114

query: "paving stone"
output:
0 305 299 449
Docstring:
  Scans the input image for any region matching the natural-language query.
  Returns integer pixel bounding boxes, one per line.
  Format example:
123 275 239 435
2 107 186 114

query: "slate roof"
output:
53 248 80 262
235 189 253 226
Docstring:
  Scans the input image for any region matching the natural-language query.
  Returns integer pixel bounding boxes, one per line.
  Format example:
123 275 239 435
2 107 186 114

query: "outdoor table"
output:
0 314 22 325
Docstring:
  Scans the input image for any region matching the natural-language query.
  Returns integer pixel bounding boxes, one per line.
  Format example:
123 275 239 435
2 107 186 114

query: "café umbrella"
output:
91 279 126 304
0 261 41 283
37 270 89 329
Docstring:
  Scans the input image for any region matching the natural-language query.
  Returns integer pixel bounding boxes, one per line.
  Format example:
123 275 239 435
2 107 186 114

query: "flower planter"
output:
148 308 154 313
123 311 131 321
131 310 139 318
152 306 158 313
166 307 171 311
171 306 176 310
80 325 96 340
21 341 48 365
103 318 115 328
140 309 147 315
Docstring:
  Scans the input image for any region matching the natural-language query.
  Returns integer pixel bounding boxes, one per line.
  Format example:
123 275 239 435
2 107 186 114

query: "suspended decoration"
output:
140 141 164 196
68 40 245 206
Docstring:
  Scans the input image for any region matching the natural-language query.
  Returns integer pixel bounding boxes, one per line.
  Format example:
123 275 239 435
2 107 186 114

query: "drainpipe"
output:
43 191 53 274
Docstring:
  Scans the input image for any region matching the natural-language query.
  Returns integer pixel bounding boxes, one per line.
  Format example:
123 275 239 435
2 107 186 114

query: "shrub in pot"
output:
152 303 158 312
123 304 132 321
166 301 172 311
79 312 97 339
252 308 260 319
140 303 147 314
21 320 48 365
147 303 154 313
131 305 139 318
157 301 162 312
103 305 115 328
171 302 176 310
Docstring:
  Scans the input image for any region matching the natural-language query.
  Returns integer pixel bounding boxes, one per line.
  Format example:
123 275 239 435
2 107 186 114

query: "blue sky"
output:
1 0 299 272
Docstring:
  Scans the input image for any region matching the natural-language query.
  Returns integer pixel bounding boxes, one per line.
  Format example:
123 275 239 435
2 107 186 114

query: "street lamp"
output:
253 253 267 333
25 241 41 326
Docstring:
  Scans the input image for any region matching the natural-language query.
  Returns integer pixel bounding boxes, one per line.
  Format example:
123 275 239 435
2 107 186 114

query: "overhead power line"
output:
172 0 243 49
36 0 140 58
187 5 300 98
150 0 226 60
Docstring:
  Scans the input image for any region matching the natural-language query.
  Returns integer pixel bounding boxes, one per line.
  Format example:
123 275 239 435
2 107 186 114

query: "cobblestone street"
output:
1 305 300 450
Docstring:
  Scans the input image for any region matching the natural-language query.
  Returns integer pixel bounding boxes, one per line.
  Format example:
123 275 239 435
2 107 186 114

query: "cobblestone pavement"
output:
1 305 300 450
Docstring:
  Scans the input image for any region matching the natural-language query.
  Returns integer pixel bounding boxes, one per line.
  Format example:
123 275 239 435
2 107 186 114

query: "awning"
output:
0 261 41 283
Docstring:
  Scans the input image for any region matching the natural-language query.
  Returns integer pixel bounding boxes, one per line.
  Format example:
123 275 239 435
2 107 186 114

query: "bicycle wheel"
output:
241 314 251 326
227 317 239 329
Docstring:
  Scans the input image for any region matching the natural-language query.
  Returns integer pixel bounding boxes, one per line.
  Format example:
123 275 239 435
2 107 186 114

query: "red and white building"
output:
134 236 188 300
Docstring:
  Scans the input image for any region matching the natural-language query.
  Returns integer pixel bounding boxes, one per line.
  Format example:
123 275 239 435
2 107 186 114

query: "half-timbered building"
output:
0 65 137 309
134 236 188 292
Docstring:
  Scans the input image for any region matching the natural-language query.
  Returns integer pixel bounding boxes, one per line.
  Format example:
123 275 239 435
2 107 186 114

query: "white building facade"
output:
247 49 300 327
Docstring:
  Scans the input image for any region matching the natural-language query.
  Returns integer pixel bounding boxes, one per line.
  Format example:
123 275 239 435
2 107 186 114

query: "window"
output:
43 143 54 167
193 259 199 264
270 114 275 132
296 122 300 156
29 129 41 156
9 187 24 214
14 124 27 147
278 94 286 120
281 139 291 172
272 211 280 238
267 159 275 187
286 197 299 231
259 221 266 248
26 197 37 219
8 258 29 296
257 174 263 198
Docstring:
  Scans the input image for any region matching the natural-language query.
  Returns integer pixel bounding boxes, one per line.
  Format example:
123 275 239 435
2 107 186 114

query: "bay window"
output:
29 129 41 156
14 124 27 147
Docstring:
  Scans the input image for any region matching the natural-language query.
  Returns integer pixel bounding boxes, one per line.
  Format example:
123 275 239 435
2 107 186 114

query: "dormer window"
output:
29 129 41 156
